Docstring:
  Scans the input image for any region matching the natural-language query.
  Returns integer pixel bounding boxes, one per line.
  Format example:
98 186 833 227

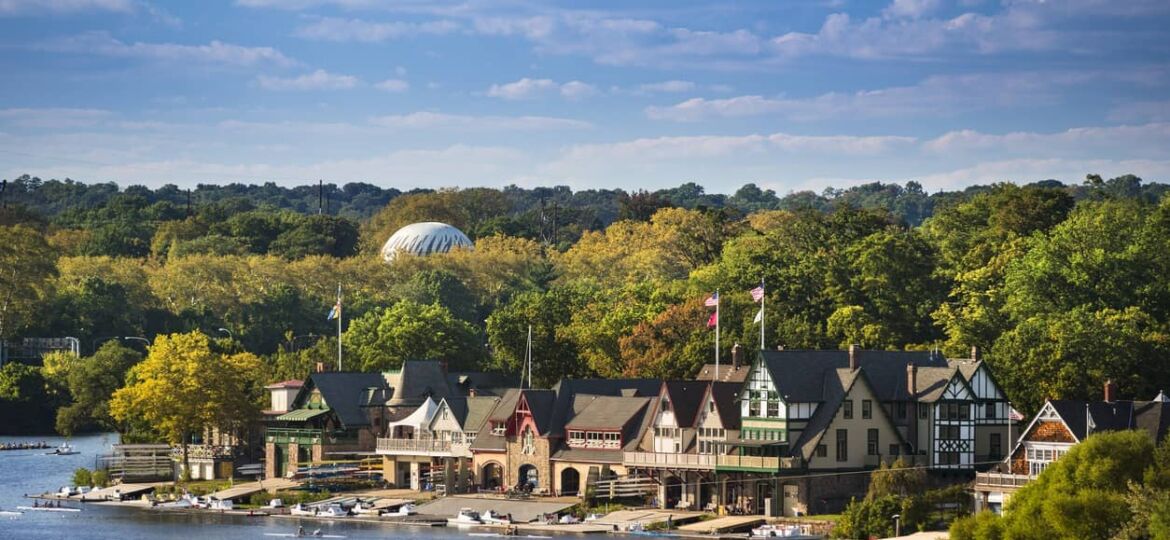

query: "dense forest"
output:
2 172 1169 435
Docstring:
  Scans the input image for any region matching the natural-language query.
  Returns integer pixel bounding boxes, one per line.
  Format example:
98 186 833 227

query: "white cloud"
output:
883 0 941 19
255 69 359 91
294 17 459 42
368 112 591 130
485 78 557 100
0 0 133 15
40 31 297 67
559 80 597 100
0 107 112 128
915 158 1170 189
375 79 409 92
1108 100 1170 123
923 123 1170 158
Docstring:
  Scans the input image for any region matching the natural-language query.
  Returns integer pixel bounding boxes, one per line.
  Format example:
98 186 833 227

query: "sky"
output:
0 0 1168 194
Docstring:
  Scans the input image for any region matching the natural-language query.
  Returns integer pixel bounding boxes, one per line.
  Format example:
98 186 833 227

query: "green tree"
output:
110 332 263 473
0 225 57 339
56 341 142 436
343 300 486 372
486 288 590 386
395 269 480 323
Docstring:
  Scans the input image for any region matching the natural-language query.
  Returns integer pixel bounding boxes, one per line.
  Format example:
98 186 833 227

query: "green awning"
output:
276 407 331 422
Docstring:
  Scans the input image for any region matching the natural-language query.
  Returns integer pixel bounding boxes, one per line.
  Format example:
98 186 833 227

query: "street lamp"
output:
123 336 151 347
217 328 233 339
892 513 901 537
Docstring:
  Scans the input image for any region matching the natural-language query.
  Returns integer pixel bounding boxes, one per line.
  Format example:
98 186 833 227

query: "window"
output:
843 400 853 419
990 433 1002 460
521 427 535 455
867 428 878 456
492 422 506 436
889 444 900 456
836 429 848 462
940 402 972 421
661 398 671 412
767 401 780 418
939 451 960 465
569 430 586 447
862 400 872 419
939 425 960 440
985 403 997 419
708 400 716 413
815 444 827 458
896 402 907 419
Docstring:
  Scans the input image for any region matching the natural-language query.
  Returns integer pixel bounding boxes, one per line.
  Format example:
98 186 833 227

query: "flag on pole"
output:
753 307 764 323
707 311 718 328
749 282 765 302
327 287 341 320
704 291 720 307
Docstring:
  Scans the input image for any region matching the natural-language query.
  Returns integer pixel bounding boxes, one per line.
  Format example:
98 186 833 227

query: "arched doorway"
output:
518 464 539 489
560 467 580 496
481 462 502 490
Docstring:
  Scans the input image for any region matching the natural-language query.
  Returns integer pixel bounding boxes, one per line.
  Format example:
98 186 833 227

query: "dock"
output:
416 495 577 524
80 482 171 501
591 509 706 528
677 516 764 534
207 478 300 500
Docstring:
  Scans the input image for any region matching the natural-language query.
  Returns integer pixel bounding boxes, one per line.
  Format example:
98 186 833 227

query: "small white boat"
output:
46 443 79 456
481 510 512 525
352 501 380 516
383 503 416 517
268 498 285 509
583 513 604 522
290 503 318 516
58 486 77 497
16 505 81 513
317 504 349 518
749 524 821 538
0 507 23 516
448 508 483 525
208 498 234 510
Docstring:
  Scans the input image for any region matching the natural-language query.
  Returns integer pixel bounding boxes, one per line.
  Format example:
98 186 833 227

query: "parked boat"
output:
208 498 234 510
289 503 318 516
317 504 349 518
383 503 416 517
352 501 381 516
16 505 81 513
481 510 512 525
749 524 821 539
448 508 483 525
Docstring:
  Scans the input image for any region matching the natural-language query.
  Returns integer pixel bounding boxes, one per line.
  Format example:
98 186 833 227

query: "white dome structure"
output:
381 221 473 262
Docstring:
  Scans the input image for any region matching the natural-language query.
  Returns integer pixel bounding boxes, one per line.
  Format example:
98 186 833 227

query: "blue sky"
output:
1 0 1168 194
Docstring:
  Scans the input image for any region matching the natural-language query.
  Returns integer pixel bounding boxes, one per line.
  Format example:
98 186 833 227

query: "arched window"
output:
521 427 535 455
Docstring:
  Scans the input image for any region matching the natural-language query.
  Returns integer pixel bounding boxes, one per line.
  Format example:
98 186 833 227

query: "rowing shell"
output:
467 534 552 539
16 506 80 513
262 534 347 538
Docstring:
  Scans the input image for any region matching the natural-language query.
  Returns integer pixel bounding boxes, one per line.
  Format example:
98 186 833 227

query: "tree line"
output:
2 174 1170 436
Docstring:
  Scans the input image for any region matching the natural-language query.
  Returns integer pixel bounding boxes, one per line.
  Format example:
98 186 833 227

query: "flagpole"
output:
715 289 720 380
336 283 342 371
760 279 765 350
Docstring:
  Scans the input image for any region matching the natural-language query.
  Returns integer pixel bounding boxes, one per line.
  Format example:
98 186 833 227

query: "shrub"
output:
71 468 92 487
91 470 110 488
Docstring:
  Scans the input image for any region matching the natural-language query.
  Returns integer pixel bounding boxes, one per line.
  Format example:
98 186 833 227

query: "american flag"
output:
704 292 719 307
749 282 765 302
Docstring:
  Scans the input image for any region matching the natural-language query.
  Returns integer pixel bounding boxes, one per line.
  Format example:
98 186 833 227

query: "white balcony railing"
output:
715 454 802 471
975 472 1037 488
376 438 453 456
623 452 717 470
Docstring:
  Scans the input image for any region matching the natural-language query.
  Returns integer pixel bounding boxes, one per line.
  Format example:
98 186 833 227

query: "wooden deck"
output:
677 515 764 533
208 478 300 500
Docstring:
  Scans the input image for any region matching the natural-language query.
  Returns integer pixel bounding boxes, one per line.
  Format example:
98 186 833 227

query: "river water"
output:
0 433 480 540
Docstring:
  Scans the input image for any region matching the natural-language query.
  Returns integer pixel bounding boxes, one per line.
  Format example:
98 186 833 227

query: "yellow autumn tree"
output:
110 332 263 475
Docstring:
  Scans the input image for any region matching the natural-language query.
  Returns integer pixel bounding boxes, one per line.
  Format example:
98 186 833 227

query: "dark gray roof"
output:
759 349 950 403
464 396 501 433
710 381 743 430
790 369 856 460
387 360 452 405
548 379 661 437
565 395 652 431
1048 400 1091 440
1045 399 1170 442
521 389 557 435
470 389 520 452
300 372 388 429
440 397 470 425
663 381 706 428
447 372 518 397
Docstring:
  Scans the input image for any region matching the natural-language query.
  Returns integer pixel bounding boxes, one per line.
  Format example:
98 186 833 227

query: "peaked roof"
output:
758 349 951 402
447 372 517 397
695 363 750 382
709 381 743 430
266 379 304 389
299 372 388 429
565 395 652 431
1043 399 1170 443
547 378 661 437
661 381 706 427
518 389 557 435
385 360 452 406
463 396 501 432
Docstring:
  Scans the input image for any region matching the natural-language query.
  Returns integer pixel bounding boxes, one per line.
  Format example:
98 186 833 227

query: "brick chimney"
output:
970 345 980 361
315 361 325 373
732 343 743 369
1104 379 1117 402
906 363 916 398
849 344 858 371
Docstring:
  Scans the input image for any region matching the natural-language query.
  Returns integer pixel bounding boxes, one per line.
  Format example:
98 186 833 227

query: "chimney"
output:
732 343 743 369
469 388 477 398
970 346 980 361
906 363 916 398
315 361 325 373
1104 379 1117 403
848 344 858 371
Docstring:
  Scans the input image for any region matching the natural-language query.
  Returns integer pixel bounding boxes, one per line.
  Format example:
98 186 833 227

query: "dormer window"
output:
492 422 506 436
661 398 671 412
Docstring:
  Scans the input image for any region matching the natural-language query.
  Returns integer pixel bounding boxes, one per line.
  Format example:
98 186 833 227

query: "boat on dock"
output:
481 510 512 525
448 508 483 525
749 524 821 539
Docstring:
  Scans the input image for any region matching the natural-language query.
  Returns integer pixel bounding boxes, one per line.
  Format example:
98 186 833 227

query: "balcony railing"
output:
376 438 454 456
623 452 717 470
715 454 802 471
267 428 322 445
975 472 1037 488
171 444 235 460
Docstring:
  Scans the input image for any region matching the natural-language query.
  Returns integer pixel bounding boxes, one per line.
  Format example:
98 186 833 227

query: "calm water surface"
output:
0 434 473 540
